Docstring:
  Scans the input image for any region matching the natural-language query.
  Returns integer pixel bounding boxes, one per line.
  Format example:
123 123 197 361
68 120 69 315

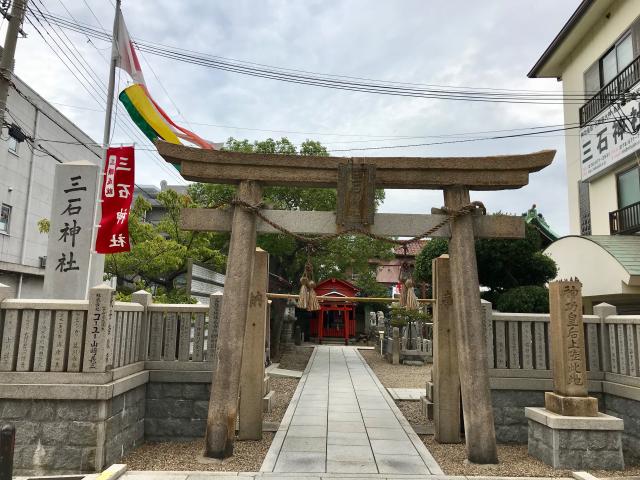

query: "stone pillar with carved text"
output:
545 279 598 416
525 279 624 470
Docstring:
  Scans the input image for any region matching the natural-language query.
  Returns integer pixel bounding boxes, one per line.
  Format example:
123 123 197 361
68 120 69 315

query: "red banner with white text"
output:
95 146 135 253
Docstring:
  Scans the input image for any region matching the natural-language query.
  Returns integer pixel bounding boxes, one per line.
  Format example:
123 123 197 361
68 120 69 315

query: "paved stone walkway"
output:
261 346 442 475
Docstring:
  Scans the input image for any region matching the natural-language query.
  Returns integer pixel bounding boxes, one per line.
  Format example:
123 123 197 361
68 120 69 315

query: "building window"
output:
7 134 18 155
617 165 640 208
0 204 11 234
584 32 636 93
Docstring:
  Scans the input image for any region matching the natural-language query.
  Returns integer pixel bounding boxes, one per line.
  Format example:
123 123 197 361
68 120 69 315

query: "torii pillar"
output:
157 141 555 463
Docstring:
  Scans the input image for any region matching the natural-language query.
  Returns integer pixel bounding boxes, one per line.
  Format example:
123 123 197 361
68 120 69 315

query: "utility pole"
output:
0 0 27 127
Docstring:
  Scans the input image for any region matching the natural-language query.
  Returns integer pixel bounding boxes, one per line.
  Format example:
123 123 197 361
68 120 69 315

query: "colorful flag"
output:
114 10 145 85
96 146 135 254
113 10 214 150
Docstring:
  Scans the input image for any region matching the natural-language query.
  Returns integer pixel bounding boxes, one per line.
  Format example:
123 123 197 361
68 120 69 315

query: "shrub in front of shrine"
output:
496 285 549 313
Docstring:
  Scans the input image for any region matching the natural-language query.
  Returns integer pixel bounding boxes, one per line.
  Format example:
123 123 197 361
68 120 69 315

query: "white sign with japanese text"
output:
43 160 100 300
580 87 640 181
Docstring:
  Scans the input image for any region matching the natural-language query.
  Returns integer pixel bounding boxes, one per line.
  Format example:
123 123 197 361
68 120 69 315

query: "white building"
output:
0 76 101 297
529 0 640 312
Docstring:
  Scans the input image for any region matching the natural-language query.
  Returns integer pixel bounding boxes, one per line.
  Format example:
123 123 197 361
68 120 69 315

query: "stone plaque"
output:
208 292 223 358
627 324 637 376
617 324 627 375
495 321 507 369
149 312 164 361
33 310 53 372
586 324 600 372
508 322 520 369
163 312 177 361
521 321 533 370
50 310 69 372
609 324 618 374
548 280 588 397
534 322 546 370
16 310 36 371
82 284 116 372
43 161 101 300
67 310 85 372
0 310 19 371
193 313 205 361
113 311 123 368
336 163 376 231
178 312 191 361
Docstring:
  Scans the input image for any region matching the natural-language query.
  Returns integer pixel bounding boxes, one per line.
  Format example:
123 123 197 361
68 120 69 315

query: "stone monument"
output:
525 279 624 470
42 161 103 300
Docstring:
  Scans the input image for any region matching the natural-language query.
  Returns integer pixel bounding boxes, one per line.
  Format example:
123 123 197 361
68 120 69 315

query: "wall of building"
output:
559 1 640 234
0 76 102 296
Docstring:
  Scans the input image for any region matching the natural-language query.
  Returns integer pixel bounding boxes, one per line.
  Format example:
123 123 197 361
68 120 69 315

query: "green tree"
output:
190 137 392 357
414 222 557 310
189 137 390 285
105 190 225 299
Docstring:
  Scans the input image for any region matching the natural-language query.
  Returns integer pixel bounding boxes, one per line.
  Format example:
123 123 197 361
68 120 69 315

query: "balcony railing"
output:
580 54 640 126
610 200 640 235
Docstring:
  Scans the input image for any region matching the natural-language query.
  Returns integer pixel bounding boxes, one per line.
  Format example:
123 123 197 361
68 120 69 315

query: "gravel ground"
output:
422 436 640 477
359 348 431 388
265 376 299 423
396 400 427 425
123 362 304 471
123 434 274 472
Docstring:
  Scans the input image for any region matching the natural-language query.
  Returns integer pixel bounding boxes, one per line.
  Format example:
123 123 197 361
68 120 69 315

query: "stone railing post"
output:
480 299 494 369
593 302 617 374
131 290 153 362
82 284 116 373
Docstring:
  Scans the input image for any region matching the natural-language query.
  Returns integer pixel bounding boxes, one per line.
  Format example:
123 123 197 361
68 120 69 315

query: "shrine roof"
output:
394 240 427 257
315 278 360 296
583 235 640 276
156 141 555 190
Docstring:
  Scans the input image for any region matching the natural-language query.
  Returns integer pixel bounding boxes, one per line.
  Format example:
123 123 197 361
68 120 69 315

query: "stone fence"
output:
0 298 144 374
0 283 225 476
478 300 640 463
481 301 640 392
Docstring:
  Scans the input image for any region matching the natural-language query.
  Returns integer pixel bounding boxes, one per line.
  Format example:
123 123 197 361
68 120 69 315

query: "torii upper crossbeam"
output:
156 140 555 465
157 141 554 190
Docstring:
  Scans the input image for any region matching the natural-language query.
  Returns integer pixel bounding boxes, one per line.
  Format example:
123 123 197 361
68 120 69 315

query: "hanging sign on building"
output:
96 146 135 253
580 89 640 181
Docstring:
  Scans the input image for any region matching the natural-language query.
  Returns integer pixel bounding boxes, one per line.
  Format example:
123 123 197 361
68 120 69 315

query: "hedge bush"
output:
495 285 549 313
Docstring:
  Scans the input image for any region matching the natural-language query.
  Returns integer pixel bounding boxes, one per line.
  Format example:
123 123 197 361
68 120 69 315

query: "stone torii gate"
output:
156 141 555 464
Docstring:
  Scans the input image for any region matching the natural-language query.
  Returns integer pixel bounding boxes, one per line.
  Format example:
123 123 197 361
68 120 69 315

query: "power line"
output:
29 10 611 106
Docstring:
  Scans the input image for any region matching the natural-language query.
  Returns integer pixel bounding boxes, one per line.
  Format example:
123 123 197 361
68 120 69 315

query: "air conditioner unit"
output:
39 256 46 268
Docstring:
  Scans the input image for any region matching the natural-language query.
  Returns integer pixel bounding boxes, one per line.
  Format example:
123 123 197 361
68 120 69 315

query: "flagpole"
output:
103 0 121 149
86 0 121 298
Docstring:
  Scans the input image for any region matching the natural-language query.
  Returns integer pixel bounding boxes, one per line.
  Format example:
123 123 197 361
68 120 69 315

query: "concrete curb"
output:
95 463 128 480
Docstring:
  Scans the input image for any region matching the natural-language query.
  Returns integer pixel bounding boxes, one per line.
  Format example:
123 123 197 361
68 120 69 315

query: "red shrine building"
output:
309 278 359 344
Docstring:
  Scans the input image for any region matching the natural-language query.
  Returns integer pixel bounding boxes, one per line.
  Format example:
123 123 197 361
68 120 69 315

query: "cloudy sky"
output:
15 0 580 234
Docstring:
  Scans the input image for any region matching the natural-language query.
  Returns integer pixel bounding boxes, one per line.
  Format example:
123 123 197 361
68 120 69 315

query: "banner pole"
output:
86 0 122 298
